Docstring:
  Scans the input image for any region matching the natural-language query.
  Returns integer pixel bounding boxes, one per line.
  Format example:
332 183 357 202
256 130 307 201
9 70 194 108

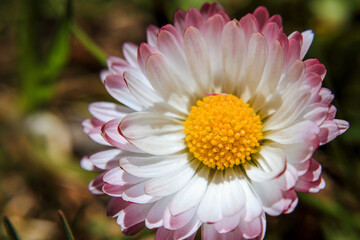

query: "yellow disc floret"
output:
184 94 263 170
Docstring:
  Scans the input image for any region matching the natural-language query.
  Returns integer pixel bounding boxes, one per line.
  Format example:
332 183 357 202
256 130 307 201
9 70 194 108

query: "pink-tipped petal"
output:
253 6 269 30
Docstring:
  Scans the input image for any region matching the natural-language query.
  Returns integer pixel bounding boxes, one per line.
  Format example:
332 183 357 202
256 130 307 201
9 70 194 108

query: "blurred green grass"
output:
0 0 359 239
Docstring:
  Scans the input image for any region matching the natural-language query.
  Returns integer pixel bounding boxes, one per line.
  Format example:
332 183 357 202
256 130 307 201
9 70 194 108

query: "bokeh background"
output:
0 0 359 239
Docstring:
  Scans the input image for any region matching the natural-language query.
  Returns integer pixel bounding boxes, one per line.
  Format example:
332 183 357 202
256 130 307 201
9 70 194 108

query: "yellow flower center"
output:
184 94 263 170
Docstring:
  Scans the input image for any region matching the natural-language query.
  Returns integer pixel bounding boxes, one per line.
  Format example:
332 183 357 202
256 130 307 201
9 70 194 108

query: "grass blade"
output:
58 210 75 240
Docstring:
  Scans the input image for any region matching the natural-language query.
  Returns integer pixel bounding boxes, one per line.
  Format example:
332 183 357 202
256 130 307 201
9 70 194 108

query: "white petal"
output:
238 32 268 102
221 168 246 217
123 71 185 119
183 26 211 93
300 30 314 59
145 54 191 114
252 180 286 216
120 153 190 178
119 112 186 155
122 42 138 67
89 149 122 170
265 120 320 145
246 145 286 182
239 178 263 221
251 40 284 111
144 160 199 197
197 170 224 223
89 101 134 122
170 166 210 215
221 20 246 93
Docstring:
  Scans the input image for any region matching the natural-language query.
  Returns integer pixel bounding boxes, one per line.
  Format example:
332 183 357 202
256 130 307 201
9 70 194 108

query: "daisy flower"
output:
81 3 349 239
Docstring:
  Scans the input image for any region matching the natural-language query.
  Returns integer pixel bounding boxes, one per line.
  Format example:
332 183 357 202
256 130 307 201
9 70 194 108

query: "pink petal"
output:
103 74 142 111
299 158 322 182
101 119 141 152
239 14 259 43
122 222 145 236
200 2 225 19
163 206 195 230
89 171 106 194
137 43 160 73
253 6 269 30
296 177 325 193
214 214 240 234
319 119 349 145
82 118 110 146
123 181 160 204
106 197 130 217
146 197 171 229
239 214 264 239
184 8 204 30
174 9 186 34
117 202 154 229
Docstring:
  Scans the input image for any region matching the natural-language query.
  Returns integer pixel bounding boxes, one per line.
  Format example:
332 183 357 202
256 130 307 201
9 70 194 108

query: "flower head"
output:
82 3 349 239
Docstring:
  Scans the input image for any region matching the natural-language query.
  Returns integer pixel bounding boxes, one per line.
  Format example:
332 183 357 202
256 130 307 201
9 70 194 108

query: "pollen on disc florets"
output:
184 94 263 170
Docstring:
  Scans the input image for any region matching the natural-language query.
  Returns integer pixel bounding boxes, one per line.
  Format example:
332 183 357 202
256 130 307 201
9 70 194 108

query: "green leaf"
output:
2 216 20 240
71 23 107 67
58 210 75 240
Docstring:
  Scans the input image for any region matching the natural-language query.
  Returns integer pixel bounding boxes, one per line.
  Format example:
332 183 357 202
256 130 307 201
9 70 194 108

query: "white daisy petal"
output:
119 112 186 155
246 146 286 182
197 170 224 223
120 153 190 178
123 71 186 119
238 32 268 102
221 168 246 217
169 166 210 216
144 160 199 197
89 101 134 122
183 26 211 93
145 54 191 114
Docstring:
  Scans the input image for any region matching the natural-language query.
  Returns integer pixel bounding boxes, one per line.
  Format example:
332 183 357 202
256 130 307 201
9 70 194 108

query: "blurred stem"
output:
71 24 107 67
299 193 360 230
2 216 20 240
